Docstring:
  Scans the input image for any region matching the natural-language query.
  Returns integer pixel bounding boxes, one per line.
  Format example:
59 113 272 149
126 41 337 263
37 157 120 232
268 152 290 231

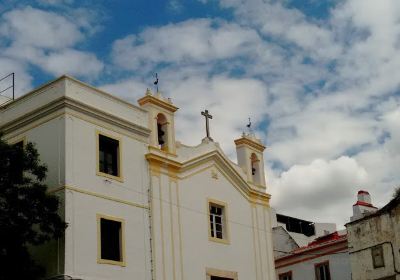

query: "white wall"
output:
62 114 152 280
151 161 275 280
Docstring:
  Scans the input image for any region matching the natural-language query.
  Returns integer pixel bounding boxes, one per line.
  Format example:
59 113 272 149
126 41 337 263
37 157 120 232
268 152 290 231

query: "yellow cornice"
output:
234 137 266 152
145 153 182 172
138 95 178 112
249 189 271 207
148 145 178 157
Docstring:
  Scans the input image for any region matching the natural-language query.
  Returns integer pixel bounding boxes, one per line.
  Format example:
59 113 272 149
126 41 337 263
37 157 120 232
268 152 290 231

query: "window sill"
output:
98 258 126 267
96 171 124 182
209 236 230 245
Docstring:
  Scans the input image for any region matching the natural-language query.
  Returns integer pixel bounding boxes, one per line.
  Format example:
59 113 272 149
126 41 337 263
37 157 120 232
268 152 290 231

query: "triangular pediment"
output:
145 148 270 206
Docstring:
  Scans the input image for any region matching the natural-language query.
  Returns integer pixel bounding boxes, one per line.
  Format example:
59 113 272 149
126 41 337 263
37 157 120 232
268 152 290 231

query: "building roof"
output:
275 231 348 268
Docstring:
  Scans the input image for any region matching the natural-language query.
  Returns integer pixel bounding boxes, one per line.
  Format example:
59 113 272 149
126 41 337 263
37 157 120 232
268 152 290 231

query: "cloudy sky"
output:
1 0 399 228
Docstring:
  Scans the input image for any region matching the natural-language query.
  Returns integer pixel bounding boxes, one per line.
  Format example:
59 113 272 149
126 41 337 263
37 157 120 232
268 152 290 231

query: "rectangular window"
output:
210 277 234 280
315 262 330 280
371 245 385 268
97 215 125 266
279 271 292 280
208 199 229 244
98 133 121 179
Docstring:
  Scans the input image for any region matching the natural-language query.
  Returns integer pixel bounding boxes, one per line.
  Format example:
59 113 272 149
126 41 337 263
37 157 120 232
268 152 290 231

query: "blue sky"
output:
1 0 400 227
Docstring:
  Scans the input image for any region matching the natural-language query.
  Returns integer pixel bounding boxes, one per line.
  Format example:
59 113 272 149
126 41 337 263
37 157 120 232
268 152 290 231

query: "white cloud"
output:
42 49 104 78
111 19 262 70
0 6 103 79
270 156 369 226
0 6 83 49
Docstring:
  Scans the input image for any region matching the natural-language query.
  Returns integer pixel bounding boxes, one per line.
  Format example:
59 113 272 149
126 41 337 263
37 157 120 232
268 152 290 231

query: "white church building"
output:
0 76 276 280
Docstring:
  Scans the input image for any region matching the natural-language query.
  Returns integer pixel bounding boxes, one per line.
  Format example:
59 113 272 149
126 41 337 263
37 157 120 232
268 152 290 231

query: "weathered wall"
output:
347 204 400 280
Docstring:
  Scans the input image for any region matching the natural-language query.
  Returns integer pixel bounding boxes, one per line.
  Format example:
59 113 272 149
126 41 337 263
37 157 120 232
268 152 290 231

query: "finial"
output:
146 88 152 96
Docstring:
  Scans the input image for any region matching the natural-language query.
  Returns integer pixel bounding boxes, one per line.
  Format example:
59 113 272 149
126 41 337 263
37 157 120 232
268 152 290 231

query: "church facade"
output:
0 76 275 280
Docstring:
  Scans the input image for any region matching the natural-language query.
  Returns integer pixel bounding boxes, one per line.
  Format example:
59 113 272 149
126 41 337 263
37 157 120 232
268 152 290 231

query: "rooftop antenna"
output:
153 73 159 93
0 72 15 103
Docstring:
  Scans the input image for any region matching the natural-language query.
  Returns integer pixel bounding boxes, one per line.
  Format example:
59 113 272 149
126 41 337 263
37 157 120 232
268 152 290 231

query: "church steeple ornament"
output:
201 109 213 141
247 117 252 133
153 73 159 93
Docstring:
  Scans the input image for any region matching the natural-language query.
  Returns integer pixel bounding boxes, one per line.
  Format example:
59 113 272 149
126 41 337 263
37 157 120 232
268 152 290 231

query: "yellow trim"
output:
65 110 149 144
176 181 184 280
49 185 149 209
147 159 270 207
206 267 238 280
96 214 126 267
146 153 182 171
138 95 179 112
207 198 230 245
148 145 177 157
251 205 259 280
149 177 157 280
1 110 65 140
96 130 124 182
1 109 148 147
168 181 177 280
158 176 167 280
234 137 266 152
254 206 264 280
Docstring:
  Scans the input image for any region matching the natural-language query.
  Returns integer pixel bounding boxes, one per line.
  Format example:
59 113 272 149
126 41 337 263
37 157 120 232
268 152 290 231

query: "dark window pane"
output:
315 263 330 280
100 218 122 261
99 135 119 176
210 277 233 280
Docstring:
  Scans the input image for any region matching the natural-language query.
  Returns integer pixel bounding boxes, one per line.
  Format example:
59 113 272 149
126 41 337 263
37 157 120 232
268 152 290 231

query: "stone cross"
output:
201 109 213 141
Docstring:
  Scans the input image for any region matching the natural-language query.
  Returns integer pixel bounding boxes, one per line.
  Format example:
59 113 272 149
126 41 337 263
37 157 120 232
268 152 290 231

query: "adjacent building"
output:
346 190 400 280
0 76 276 280
275 231 350 280
271 212 349 280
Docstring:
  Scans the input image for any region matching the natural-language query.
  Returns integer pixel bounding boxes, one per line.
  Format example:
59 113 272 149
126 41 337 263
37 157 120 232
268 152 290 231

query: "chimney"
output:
350 190 378 221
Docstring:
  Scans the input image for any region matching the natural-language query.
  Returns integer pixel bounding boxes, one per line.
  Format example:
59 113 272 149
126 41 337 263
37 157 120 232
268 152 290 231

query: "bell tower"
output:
138 89 178 154
234 133 266 190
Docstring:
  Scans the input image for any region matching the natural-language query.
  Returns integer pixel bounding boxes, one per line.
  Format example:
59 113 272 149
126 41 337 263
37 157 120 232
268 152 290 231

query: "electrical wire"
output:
84 176 343 244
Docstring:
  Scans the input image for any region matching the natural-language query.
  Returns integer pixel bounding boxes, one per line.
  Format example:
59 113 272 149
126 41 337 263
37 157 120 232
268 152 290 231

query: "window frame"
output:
97 214 126 266
314 261 331 280
206 267 238 280
207 198 230 245
9 136 27 147
279 271 293 280
371 245 385 268
96 131 123 182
